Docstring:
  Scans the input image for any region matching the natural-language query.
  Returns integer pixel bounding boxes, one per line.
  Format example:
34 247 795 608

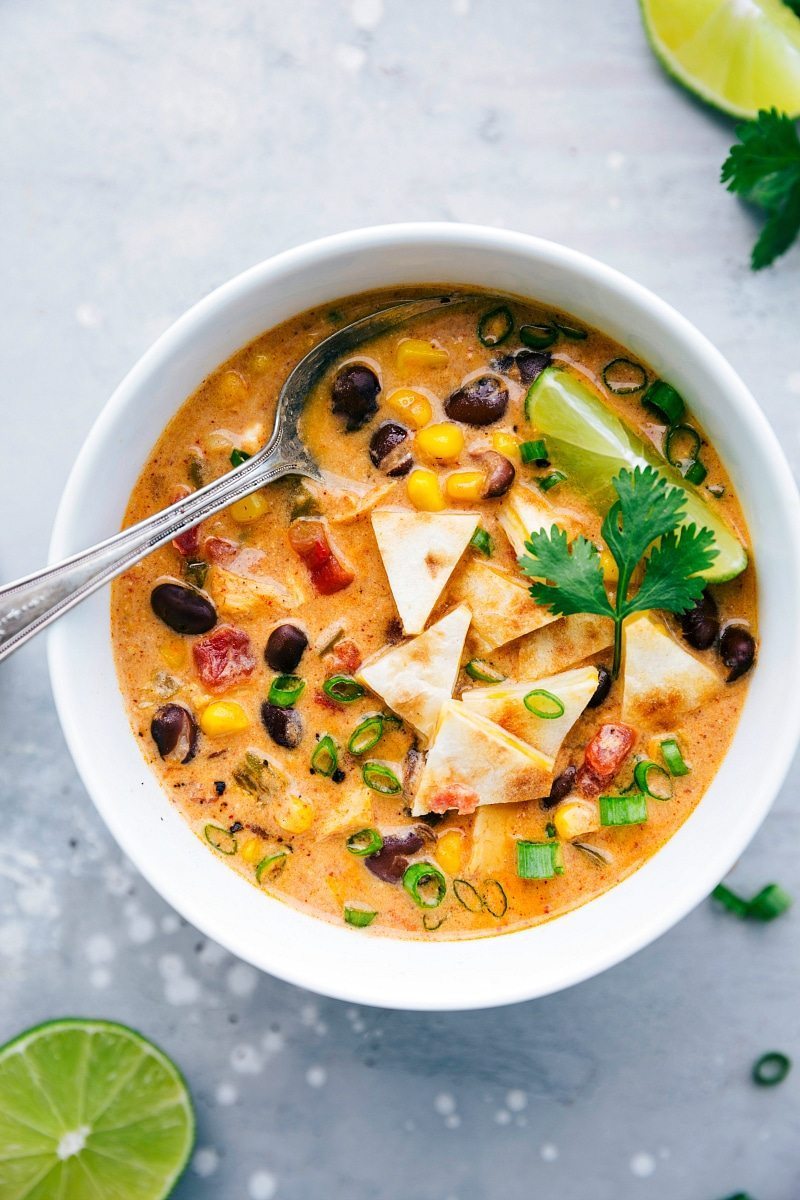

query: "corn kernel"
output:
416 422 465 462
276 795 314 835
445 470 485 502
491 431 520 459
387 387 433 429
396 338 449 372
554 798 600 841
599 549 618 582
159 639 187 670
406 468 446 512
435 829 465 875
216 369 249 406
199 701 250 737
241 837 263 866
230 490 269 524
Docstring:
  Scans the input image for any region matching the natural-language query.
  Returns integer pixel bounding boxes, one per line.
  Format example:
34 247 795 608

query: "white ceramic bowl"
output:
49 224 800 1010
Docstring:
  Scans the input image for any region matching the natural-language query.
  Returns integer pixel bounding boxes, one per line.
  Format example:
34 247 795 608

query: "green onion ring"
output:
423 912 447 931
268 674 306 708
310 734 338 778
519 322 557 349
516 840 563 879
752 1052 791 1087
747 884 793 921
403 861 447 909
538 470 567 492
348 715 385 756
660 737 690 776
599 794 648 827
633 760 673 800
523 688 565 719
361 761 402 795
322 674 365 703
465 658 506 684
255 849 291 883
520 439 548 464
470 527 493 556
477 305 514 347
453 879 484 912
642 379 685 425
683 459 708 486
482 879 508 917
554 319 588 341
665 423 702 468
346 828 384 857
204 824 237 855
602 357 648 395
230 448 251 467
344 905 377 928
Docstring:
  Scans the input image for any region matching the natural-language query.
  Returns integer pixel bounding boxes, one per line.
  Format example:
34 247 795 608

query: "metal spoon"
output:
0 294 464 663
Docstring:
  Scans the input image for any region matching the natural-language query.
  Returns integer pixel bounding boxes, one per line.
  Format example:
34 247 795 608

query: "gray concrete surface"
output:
1 2 798 1197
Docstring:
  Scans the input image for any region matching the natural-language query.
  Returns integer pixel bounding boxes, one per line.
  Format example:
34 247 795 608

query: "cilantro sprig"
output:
721 108 800 269
519 466 718 677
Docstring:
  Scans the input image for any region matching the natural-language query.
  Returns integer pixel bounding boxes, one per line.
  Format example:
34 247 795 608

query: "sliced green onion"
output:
660 737 690 776
684 459 708 486
478 305 514 347
711 882 750 918
642 379 685 425
599 794 648 826
362 761 402 795
322 674 365 703
183 560 208 589
523 688 565 719
310 734 338 777
470 527 493 556
346 827 384 857
255 849 291 883
554 318 588 341
268 674 306 708
482 879 508 917
520 322 557 349
516 840 563 879
205 824 237 855
602 357 647 395
545 821 558 839
465 658 506 684
453 879 483 912
230 448 251 467
752 1051 791 1087
747 883 793 921
538 470 567 492
520 439 548 464
633 760 673 800
665 423 702 467
348 715 385 756
344 905 377 928
403 861 447 908
423 912 447 931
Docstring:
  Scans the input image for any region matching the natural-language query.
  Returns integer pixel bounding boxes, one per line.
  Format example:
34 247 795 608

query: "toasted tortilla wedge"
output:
357 605 472 743
371 509 480 634
498 484 573 558
517 613 615 678
411 701 553 816
622 612 722 730
462 665 599 759
448 557 558 651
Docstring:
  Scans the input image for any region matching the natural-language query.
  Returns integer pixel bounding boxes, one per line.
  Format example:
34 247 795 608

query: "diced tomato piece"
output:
312 557 354 595
204 536 239 565
171 486 201 557
583 723 636 782
192 625 256 692
288 520 331 570
329 638 362 673
428 785 480 816
314 688 340 711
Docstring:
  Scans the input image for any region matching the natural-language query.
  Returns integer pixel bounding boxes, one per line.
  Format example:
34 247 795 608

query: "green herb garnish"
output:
519 465 717 676
712 882 792 922
721 108 800 270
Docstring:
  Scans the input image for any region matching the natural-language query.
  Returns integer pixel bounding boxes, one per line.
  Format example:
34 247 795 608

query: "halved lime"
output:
0 1019 194 1200
525 366 748 583
640 0 800 119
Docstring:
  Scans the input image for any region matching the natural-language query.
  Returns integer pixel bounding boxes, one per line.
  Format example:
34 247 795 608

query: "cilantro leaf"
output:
521 527 614 620
721 108 800 269
602 466 685 579
625 524 717 618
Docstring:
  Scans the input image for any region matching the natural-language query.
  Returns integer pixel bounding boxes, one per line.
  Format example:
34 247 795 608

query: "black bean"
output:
331 362 381 431
516 349 552 386
365 829 426 883
477 450 515 497
445 375 508 426
151 704 198 764
587 665 612 709
719 624 756 682
261 702 304 749
541 765 577 810
680 592 719 650
265 623 308 672
369 422 412 476
151 582 217 635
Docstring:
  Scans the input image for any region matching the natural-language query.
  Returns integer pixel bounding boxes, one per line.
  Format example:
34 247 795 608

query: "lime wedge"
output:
640 0 800 119
0 1019 194 1200
525 366 747 584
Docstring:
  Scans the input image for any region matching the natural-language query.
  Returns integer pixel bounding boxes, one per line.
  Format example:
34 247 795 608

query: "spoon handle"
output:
0 446 304 663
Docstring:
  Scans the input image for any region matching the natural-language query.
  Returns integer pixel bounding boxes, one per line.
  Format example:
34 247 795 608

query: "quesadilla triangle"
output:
357 604 472 743
498 483 574 558
371 509 480 635
461 665 600 759
622 612 722 730
411 700 554 816
448 557 558 651
517 613 615 678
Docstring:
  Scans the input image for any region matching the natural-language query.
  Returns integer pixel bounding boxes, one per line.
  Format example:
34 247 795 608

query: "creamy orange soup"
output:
112 288 756 939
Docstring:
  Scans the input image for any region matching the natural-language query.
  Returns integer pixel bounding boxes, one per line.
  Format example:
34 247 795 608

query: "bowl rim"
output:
48 222 800 1010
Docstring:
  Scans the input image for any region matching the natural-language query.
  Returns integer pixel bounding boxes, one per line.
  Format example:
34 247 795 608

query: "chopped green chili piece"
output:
633 760 673 800
470 527 493 556
482 879 508 917
520 322 557 349
255 849 291 883
310 735 338 778
520 439 548 464
642 379 685 425
478 304 514 347
323 674 365 703
348 715 385 756
183 560 208 589
230 448 251 467
554 318 588 341
403 861 447 908
523 688 565 719
268 674 306 708
205 824 237 855
516 840 563 879
465 658 506 684
665 423 702 467
346 828 384 857
453 879 484 912
684 459 708 486
602 357 647 395
362 761 402 795
599 794 648 826
659 737 690 776
752 1051 791 1087
344 905 377 928
538 470 567 492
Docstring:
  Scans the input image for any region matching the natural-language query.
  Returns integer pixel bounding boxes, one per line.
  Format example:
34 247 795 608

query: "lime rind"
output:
640 0 800 120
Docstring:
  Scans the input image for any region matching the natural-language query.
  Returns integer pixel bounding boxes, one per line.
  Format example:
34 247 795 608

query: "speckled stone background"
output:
1 1 799 1197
